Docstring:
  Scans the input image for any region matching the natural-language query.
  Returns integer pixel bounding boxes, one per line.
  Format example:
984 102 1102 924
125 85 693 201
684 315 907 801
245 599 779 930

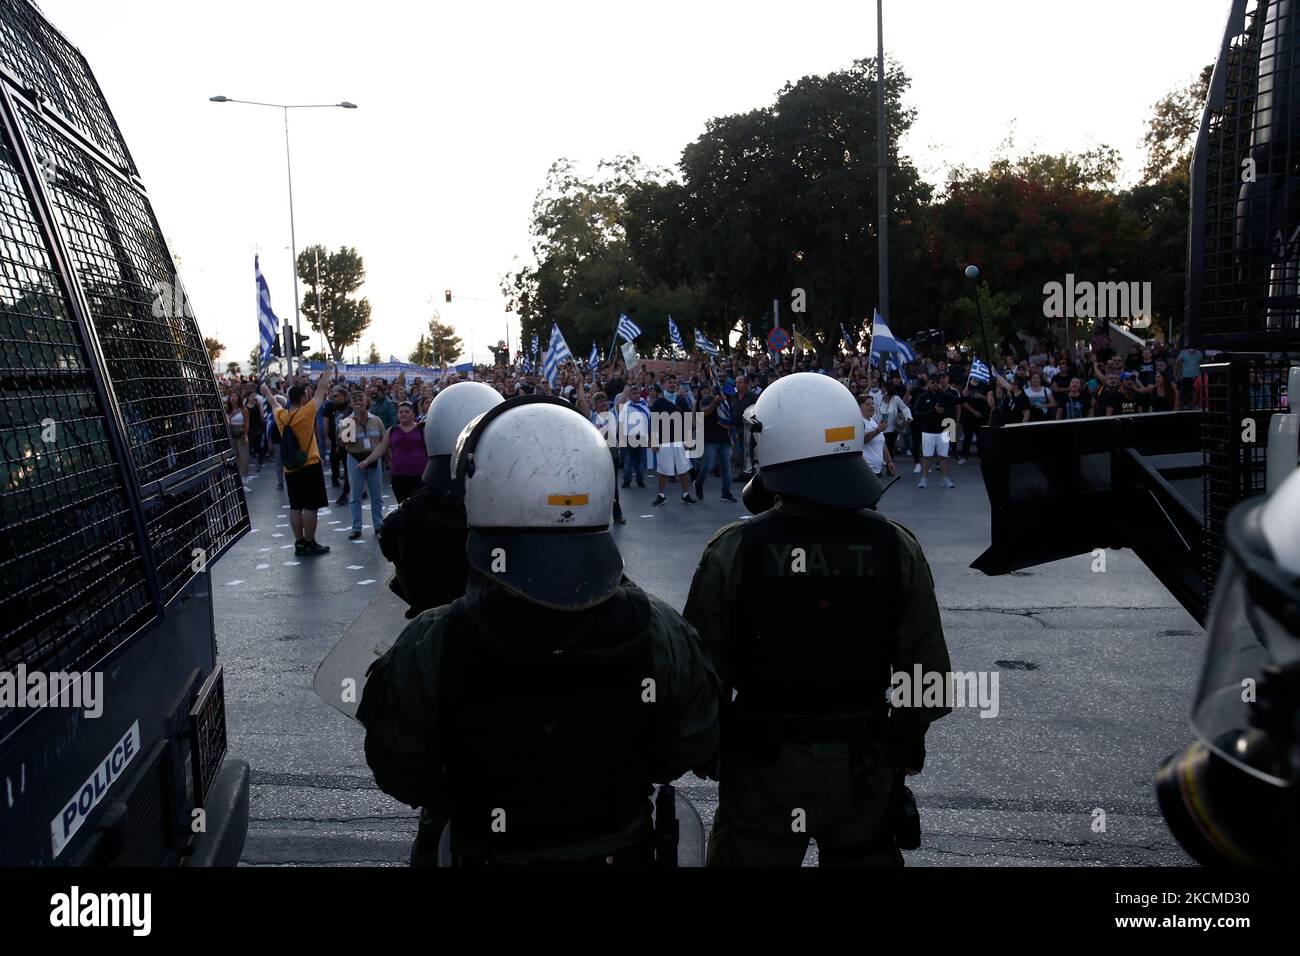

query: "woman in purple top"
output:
358 401 426 503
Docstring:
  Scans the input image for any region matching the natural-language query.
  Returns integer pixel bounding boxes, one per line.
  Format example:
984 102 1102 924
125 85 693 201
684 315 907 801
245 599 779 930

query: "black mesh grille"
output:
16 102 230 488
0 0 247 707
190 666 228 804
109 743 173 867
148 466 247 603
1192 0 1300 348
1201 357 1291 607
0 0 135 173
0 124 152 698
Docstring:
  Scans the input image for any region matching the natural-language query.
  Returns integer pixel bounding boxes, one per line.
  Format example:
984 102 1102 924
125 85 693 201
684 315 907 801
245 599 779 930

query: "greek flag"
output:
667 315 685 351
840 323 857 352
589 342 599 368
541 322 571 387
970 357 992 384
746 322 753 344
870 310 905 356
717 392 733 427
694 327 719 355
531 334 539 357
884 355 911 387
616 313 641 342
255 256 280 365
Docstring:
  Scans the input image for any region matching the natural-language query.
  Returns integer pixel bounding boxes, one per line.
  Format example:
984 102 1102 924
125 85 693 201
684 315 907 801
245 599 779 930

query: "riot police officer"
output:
358 396 721 865
377 381 502 618
683 372 952 866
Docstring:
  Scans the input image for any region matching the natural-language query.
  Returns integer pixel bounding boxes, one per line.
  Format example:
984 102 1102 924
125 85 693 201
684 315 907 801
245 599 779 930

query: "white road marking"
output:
255 564 269 570
224 580 243 586
284 561 301 566
357 579 377 585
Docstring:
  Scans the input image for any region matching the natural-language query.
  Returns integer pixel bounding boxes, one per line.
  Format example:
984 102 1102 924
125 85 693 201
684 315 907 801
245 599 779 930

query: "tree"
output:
624 57 933 360
248 345 261 369
205 336 225 363
366 341 381 364
409 335 434 365
225 361 240 377
1117 63 1212 343
298 244 372 360
927 148 1142 345
427 311 463 364
502 155 692 355
1141 65 1213 185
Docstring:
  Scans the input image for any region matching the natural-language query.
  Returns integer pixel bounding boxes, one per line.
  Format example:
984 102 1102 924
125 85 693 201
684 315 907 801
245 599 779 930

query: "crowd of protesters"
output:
212 321 1220 554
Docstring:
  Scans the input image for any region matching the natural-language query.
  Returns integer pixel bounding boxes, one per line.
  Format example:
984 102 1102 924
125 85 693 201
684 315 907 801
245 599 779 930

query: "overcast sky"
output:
39 0 1229 366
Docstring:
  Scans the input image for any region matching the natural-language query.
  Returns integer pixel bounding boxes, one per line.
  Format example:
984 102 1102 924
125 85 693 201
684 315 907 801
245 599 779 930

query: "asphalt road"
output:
214 455 1198 866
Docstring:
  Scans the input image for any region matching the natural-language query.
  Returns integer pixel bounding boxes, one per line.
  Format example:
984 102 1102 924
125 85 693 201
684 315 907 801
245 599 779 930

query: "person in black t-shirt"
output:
993 375 1032 425
913 376 959 489
958 380 989 461
1056 378 1093 419
1097 373 1124 416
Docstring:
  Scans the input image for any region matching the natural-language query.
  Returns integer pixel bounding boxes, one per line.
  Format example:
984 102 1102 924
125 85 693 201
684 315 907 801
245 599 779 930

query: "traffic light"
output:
270 335 282 359
445 290 452 303
294 332 311 357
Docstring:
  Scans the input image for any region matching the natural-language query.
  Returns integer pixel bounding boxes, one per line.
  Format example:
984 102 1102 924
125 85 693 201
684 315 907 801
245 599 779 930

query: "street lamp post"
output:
209 95 357 377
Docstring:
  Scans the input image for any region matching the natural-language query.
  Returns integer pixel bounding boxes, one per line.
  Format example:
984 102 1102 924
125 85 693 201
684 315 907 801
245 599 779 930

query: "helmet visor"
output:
1191 507 1300 788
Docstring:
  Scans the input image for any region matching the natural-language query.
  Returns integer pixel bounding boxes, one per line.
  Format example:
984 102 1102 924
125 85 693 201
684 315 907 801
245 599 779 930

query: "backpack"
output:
280 407 310 470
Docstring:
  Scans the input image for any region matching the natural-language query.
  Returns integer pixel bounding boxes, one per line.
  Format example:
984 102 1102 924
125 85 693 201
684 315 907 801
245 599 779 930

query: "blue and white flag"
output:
869 310 906 356
541 322 572 387
840 323 857 352
694 327 719 356
589 342 599 368
531 334 539 357
969 357 992 384
255 255 280 365
746 322 753 345
884 355 911 387
667 315 684 351
616 313 642 342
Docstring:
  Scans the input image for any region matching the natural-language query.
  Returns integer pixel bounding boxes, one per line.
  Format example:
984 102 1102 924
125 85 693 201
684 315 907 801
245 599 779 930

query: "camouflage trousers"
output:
707 738 903 867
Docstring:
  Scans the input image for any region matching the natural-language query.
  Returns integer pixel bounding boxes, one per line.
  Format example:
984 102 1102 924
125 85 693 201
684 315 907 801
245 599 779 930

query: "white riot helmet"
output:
451 396 621 609
422 381 503 490
743 372 883 511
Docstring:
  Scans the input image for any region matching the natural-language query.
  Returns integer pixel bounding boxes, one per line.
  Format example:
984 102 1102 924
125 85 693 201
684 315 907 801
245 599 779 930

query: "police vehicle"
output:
0 0 250 865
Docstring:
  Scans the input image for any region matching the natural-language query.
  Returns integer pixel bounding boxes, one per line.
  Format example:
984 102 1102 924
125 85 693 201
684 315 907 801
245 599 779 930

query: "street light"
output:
965 264 994 366
210 95 357 375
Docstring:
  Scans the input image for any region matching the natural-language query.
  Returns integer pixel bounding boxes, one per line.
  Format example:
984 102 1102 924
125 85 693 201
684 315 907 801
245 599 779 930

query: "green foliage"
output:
298 244 372 360
205 336 225 363
427 314 464 365
409 335 433 366
1142 64 1213 185
366 341 381 364
502 56 1210 354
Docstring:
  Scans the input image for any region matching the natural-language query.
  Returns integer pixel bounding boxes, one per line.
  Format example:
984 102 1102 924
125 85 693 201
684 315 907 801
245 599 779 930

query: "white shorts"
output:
921 431 950 458
655 443 691 477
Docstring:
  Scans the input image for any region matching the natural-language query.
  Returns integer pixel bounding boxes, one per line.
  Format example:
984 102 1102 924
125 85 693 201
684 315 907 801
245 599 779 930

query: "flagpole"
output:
876 0 890 323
